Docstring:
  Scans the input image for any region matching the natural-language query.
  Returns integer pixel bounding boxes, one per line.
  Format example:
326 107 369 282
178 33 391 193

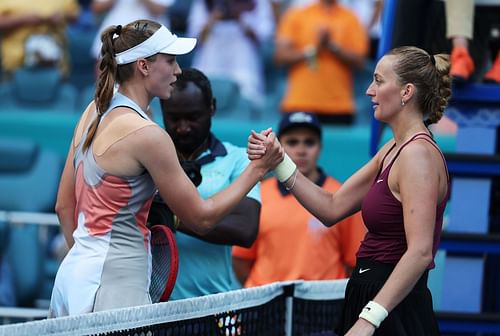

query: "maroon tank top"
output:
357 132 450 269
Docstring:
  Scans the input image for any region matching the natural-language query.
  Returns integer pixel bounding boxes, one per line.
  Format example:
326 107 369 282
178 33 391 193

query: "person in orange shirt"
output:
232 112 366 287
274 0 369 125
0 0 80 78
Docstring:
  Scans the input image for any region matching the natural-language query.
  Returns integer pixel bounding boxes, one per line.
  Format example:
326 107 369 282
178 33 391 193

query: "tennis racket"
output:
149 225 179 303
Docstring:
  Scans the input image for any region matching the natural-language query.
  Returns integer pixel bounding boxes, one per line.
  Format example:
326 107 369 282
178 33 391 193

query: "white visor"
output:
114 25 197 65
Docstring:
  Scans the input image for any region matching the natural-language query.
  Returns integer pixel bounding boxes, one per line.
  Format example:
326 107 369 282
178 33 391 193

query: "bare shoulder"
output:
373 138 396 164
397 139 441 173
93 109 169 156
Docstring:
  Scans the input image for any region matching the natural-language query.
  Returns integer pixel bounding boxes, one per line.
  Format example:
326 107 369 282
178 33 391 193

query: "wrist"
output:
249 160 268 180
274 153 297 182
358 301 388 328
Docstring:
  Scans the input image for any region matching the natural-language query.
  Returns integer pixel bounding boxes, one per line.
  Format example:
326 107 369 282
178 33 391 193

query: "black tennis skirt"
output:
336 258 440 336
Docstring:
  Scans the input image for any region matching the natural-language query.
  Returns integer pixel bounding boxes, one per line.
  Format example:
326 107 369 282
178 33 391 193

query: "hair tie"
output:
115 25 122 35
430 54 436 66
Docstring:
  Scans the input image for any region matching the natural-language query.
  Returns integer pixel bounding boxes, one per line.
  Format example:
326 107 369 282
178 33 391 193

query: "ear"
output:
137 59 149 76
210 98 216 117
400 83 415 103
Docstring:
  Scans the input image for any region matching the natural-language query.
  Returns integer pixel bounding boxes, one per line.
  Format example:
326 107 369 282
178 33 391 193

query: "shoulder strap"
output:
387 132 431 168
104 92 151 121
377 141 397 177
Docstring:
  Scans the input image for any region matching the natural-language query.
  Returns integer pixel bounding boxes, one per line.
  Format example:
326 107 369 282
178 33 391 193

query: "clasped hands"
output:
247 128 284 171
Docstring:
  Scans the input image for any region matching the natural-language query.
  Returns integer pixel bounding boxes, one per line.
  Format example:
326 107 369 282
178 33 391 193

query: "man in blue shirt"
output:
159 68 261 299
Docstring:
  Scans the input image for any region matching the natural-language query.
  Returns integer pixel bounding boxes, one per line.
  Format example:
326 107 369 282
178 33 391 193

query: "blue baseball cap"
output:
278 112 322 138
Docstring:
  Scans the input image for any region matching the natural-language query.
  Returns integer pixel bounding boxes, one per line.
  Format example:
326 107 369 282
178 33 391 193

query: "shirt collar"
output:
196 133 228 166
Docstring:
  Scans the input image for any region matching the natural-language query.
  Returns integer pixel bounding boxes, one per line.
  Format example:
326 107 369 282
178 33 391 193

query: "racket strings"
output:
149 226 178 303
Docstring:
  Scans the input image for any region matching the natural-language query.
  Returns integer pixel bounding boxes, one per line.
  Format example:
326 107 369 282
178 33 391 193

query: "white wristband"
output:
274 153 297 182
358 300 388 328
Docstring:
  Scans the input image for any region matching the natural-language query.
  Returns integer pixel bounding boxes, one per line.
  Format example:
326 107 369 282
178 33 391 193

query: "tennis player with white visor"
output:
49 19 283 317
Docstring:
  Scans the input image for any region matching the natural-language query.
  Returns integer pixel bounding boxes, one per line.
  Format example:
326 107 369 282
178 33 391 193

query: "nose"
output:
176 119 191 134
366 81 375 97
174 61 181 76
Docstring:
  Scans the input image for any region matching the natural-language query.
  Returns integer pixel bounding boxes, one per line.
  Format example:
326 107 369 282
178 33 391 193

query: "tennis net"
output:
0 279 347 336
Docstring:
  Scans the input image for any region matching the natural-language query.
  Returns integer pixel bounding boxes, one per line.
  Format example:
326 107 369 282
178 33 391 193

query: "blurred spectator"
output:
187 0 274 110
0 1 80 80
159 68 261 299
232 112 366 287
274 0 369 125
446 0 476 81
90 0 174 60
341 0 382 59
446 0 500 83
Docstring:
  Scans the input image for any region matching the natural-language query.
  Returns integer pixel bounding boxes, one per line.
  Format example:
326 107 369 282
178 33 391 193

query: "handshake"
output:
147 128 295 232
247 128 297 187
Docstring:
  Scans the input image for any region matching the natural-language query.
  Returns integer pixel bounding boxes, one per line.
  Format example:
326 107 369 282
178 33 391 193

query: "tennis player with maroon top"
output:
248 46 452 335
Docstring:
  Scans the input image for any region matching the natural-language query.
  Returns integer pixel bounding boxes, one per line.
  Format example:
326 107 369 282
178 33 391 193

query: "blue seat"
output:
0 137 63 307
75 84 96 115
0 67 78 114
208 76 253 120
67 26 98 90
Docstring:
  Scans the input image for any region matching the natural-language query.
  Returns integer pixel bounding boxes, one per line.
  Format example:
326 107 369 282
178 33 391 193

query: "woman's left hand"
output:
344 318 376 336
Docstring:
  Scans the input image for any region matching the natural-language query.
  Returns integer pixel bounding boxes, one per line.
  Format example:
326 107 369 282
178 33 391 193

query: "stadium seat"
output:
0 137 63 307
207 76 254 120
75 84 96 115
67 26 98 90
0 67 78 114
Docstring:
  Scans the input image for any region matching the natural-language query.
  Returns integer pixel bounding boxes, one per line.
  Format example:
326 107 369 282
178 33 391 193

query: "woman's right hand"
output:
247 128 271 160
249 129 284 172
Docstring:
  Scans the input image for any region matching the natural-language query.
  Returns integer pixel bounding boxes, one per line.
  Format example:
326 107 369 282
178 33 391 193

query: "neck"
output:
118 84 150 114
178 137 210 162
390 108 428 144
392 123 429 145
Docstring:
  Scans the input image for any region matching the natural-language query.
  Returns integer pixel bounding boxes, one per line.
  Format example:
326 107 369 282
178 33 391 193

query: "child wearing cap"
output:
233 112 366 287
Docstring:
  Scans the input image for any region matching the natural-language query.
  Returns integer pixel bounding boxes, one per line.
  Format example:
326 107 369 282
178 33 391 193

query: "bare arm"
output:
135 127 281 235
317 28 365 70
248 131 385 226
345 142 443 335
288 161 377 226
179 197 261 247
0 13 44 31
55 144 77 248
274 37 309 66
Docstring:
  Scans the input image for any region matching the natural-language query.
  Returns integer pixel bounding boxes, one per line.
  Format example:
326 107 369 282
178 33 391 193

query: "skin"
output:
232 126 322 284
55 52 283 248
161 81 260 247
248 55 449 335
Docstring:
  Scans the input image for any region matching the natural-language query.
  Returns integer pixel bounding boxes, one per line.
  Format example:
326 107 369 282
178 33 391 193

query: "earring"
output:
401 100 405 106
